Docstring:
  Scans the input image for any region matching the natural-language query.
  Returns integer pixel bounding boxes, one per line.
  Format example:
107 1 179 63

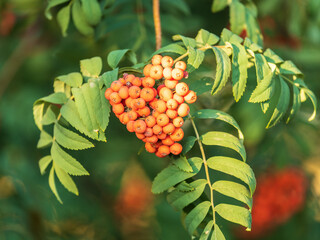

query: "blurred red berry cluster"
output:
238 167 308 239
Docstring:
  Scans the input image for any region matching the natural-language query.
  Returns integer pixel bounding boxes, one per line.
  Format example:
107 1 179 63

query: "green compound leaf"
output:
195 29 219 46
33 102 45 130
220 29 243 45
194 109 244 140
187 47 205 71
39 156 53 175
107 49 137 69
167 179 207 211
42 105 59 125
51 141 89 176
231 43 248 101
38 92 68 105
280 60 303 76
57 4 70 37
53 80 71 97
151 157 202 194
244 4 263 46
45 0 69 20
230 1 246 36
172 34 197 48
264 49 284 64
185 201 211 235
49 166 62 204
212 180 252 210
207 156 256 196
286 84 301 123
55 165 79 195
72 0 94 36
211 224 226 240
153 43 187 56
56 72 83 87
80 0 102 26
54 123 94 150
37 130 53 148
266 77 290 128
201 131 246 161
211 46 231 95
180 136 197 155
215 204 251 230
211 0 229 13
80 57 102 77
172 155 193 173
199 220 214 240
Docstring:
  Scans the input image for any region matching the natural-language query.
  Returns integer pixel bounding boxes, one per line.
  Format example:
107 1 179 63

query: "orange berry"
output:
145 135 158 143
161 56 174 68
128 86 141 99
155 100 167 113
172 68 184 80
162 136 175 146
157 84 165 94
184 90 197 104
145 116 156 128
175 82 189 96
150 65 163 80
149 98 158 109
151 54 162 65
164 79 178 89
152 87 157 97
110 92 122 104
143 64 152 77
158 145 170 157
163 123 175 135
166 109 178 119
153 124 162 135
144 128 153 137
142 77 155 88
136 132 146 140
173 116 184 128
133 98 146 109
145 142 156 153
175 61 187 71
125 97 134 108
105 88 113 100
156 113 170 127
177 103 190 117
118 86 129 99
158 132 167 140
170 143 183 155
152 110 161 118
126 121 135 132
173 93 185 104
159 87 173 101
134 119 147 134
155 151 166 158
120 112 130 124
140 87 155 102
166 99 178 110
170 128 184 142
132 77 142 87
119 77 126 85
125 74 135 83
111 80 123 91
138 106 151 117
163 67 172 79
127 110 138 121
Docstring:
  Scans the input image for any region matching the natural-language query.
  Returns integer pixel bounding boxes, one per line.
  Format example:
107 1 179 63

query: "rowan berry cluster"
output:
105 55 197 158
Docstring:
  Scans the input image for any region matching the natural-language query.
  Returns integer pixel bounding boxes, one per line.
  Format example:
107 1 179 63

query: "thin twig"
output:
153 0 162 50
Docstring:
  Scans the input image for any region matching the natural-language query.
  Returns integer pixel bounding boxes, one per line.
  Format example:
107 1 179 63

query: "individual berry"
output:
159 87 173 101
158 145 170 157
166 109 178 119
166 99 178 110
126 121 135 132
133 98 146 109
177 103 190 117
173 116 184 128
152 125 162 135
152 110 161 118
118 86 129 99
110 92 122 104
170 128 184 141
155 151 165 158
111 80 123 91
172 68 184 80
170 143 183 155
152 87 157 97
150 65 163 80
158 132 167 140
173 93 184 104
136 132 146 140
164 79 178 89
145 142 156 153
157 84 165 94
145 116 156 128
127 110 138 121
175 61 187 71
125 74 135 84
155 100 167 113
120 112 130 124
132 77 142 87
143 64 152 77
163 123 175 135
119 77 126 85
105 88 113 100
144 128 153 137
161 56 174 68
163 67 172 79
145 135 158 143
140 87 155 102
125 97 134 108
134 120 147 134
138 106 151 117
156 113 170 127
142 77 155 88
129 86 141 99
149 98 158 109
184 90 197 104
162 136 175 146
175 82 189 96
151 54 162 65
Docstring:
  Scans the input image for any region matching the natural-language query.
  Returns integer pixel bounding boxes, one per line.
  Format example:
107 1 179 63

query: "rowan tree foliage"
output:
24 0 318 239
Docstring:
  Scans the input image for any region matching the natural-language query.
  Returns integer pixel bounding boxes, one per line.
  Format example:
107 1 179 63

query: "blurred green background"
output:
0 0 319 239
